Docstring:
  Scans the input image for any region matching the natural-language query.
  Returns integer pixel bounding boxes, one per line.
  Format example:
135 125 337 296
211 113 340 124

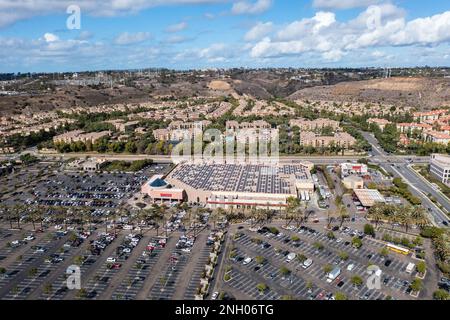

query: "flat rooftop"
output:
354 189 386 207
168 163 312 195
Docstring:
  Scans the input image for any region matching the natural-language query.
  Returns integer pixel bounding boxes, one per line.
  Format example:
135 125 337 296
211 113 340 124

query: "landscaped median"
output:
194 230 226 300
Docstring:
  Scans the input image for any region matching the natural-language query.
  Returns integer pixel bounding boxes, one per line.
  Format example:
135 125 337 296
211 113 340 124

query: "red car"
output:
110 263 121 270
316 291 326 300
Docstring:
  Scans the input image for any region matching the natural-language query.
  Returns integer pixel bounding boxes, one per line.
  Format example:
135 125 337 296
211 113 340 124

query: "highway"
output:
361 131 450 227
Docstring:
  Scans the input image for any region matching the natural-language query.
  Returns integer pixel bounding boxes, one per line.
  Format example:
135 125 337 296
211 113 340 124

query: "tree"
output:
351 237 362 249
433 289 449 300
338 206 349 228
284 196 300 227
323 264 333 274
280 266 291 277
334 292 347 300
351 275 363 287
364 224 375 237
43 283 53 295
256 283 267 293
327 231 335 239
416 261 426 275
76 288 87 298
338 251 349 261
297 254 307 263
313 242 324 251
379 247 389 257
410 278 422 292
255 256 266 266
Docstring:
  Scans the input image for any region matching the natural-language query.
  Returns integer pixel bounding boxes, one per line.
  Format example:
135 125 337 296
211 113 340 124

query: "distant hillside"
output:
288 77 450 110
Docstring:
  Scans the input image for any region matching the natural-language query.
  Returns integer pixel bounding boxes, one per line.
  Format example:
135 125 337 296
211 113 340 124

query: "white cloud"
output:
0 0 229 28
166 21 188 33
231 0 272 15
250 4 450 62
371 50 385 58
43 32 59 43
322 49 344 62
114 32 151 45
313 0 382 10
164 35 192 44
244 22 273 41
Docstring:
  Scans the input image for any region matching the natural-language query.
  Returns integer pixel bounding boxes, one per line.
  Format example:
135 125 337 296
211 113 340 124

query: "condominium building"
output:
396 123 432 133
430 154 450 186
53 130 111 144
367 118 391 131
413 109 448 122
289 118 340 131
300 131 356 149
424 131 450 145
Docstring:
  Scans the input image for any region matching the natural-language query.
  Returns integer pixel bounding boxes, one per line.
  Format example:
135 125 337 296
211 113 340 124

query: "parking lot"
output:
215 224 424 300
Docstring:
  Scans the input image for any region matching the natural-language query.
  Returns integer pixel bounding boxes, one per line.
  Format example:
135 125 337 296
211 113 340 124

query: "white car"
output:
24 236 35 241
286 253 296 263
122 248 131 254
211 292 219 300
336 238 343 243
243 257 252 265
347 263 355 271
181 248 191 253
302 258 313 269
106 257 116 263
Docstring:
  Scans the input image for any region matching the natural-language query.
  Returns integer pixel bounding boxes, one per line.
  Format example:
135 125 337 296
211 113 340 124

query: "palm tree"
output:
285 196 300 227
368 203 385 228
397 206 413 233
338 206 349 228
0 205 13 229
13 204 24 229
410 206 428 229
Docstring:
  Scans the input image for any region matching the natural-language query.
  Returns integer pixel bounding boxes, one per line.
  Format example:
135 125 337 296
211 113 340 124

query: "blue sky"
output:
0 0 449 72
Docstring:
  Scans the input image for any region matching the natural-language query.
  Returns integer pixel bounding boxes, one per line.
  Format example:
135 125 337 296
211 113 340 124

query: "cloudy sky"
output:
0 0 449 72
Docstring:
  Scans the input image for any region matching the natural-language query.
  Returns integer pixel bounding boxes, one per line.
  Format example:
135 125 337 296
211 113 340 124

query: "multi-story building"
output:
367 118 391 131
290 118 340 131
53 130 111 144
396 123 432 134
430 154 450 186
413 109 448 122
424 131 450 145
300 132 356 149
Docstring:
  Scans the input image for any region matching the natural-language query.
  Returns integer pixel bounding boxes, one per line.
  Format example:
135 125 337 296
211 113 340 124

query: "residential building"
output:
367 118 391 131
53 130 111 144
290 118 340 131
300 132 356 149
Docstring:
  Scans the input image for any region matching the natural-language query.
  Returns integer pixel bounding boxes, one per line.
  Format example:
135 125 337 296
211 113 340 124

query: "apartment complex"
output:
369 109 450 145
367 118 391 131
430 154 450 186
53 130 111 144
290 118 340 131
300 131 356 149
153 120 211 142
105 119 140 132
413 109 448 122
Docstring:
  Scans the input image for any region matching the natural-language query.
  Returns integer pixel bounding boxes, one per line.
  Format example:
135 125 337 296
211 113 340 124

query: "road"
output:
361 131 450 227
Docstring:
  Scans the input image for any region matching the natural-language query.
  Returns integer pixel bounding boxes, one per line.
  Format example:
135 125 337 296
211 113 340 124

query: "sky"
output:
0 0 449 72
